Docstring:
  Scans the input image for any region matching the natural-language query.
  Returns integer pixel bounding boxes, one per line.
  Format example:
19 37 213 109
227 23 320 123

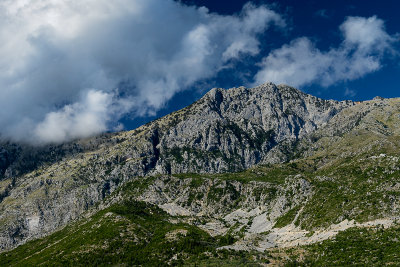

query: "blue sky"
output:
126 0 400 130
182 0 400 101
0 0 398 144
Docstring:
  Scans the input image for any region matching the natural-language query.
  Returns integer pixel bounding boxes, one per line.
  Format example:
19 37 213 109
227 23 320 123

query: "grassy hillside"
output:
0 199 270 266
1 151 400 265
283 225 400 266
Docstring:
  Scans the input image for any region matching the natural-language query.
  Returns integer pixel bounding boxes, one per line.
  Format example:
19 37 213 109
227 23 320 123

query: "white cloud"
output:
0 0 284 144
254 16 397 88
33 90 113 144
341 16 395 52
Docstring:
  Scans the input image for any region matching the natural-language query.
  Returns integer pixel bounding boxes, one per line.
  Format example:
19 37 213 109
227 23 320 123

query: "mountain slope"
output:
0 200 267 266
1 154 400 265
0 82 352 251
2 82 400 265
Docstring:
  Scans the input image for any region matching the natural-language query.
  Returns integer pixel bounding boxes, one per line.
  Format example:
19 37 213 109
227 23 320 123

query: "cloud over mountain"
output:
0 0 283 144
0 0 397 145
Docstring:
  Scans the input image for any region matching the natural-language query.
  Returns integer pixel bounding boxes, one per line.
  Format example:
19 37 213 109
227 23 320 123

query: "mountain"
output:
1 82 400 265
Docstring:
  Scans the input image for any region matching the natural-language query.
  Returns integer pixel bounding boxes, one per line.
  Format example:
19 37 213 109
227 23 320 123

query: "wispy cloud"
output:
253 16 398 88
314 9 330 18
0 0 284 144
344 88 357 98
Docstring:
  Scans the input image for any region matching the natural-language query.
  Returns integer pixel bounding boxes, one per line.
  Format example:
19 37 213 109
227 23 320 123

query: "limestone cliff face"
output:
0 82 353 251
155 82 352 173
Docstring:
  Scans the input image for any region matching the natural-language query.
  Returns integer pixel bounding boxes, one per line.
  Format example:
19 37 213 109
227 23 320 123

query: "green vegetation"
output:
0 200 268 266
115 175 158 196
284 225 400 266
297 155 400 229
189 176 203 188
274 205 301 228
173 163 303 185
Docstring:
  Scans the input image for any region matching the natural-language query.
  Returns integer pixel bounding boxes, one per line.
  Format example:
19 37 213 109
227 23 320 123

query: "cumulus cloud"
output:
33 90 133 144
0 0 284 144
254 16 398 88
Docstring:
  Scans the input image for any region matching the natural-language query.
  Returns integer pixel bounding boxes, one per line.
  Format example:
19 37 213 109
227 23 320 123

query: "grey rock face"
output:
0 82 352 251
155 82 352 172
141 175 311 218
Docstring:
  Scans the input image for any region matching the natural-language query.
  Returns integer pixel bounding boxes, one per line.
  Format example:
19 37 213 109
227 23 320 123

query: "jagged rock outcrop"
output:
155 83 352 172
0 82 353 251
